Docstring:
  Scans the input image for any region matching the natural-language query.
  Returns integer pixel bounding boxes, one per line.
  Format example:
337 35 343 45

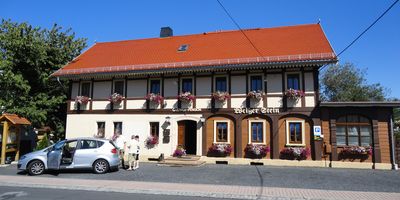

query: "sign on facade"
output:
234 107 280 114
313 125 323 140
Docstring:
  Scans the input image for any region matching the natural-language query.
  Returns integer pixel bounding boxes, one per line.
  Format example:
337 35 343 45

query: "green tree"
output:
0 19 87 139
320 63 388 102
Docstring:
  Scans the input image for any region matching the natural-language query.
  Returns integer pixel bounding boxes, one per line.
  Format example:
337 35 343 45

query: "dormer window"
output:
178 44 189 52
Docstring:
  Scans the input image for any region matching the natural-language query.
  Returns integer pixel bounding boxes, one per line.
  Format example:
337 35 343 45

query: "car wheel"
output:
93 159 109 174
27 160 45 176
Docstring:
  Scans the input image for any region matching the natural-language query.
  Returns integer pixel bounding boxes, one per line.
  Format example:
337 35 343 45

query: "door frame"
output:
176 119 201 155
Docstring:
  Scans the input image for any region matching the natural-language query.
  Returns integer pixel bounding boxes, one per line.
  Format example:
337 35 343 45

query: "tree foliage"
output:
0 19 87 139
320 63 388 102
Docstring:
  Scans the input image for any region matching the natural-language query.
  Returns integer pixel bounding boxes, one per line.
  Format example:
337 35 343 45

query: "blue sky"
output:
2 0 399 98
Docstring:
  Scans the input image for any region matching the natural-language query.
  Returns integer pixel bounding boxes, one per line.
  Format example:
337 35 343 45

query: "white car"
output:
18 138 120 175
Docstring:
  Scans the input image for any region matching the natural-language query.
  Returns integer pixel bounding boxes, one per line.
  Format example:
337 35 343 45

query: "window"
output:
286 120 305 146
178 44 189 52
150 80 161 94
113 122 122 135
114 80 125 96
336 115 372 146
81 82 91 97
214 121 229 143
215 77 227 92
150 122 159 138
250 76 263 91
250 122 263 143
287 74 300 90
182 78 193 93
96 122 105 138
79 140 98 149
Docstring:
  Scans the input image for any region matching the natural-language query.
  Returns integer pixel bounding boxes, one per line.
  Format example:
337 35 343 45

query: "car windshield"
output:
53 140 66 151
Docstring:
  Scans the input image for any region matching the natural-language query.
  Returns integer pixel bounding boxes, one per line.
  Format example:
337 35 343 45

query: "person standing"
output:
133 135 140 170
111 132 126 169
126 135 138 170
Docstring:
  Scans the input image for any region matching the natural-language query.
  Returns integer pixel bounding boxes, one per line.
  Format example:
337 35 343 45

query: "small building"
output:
0 114 31 164
51 24 399 169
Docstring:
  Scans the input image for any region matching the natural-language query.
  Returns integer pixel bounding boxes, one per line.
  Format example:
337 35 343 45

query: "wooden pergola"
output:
0 114 31 165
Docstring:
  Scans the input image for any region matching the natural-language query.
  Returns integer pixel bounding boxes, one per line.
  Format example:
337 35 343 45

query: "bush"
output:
35 134 50 151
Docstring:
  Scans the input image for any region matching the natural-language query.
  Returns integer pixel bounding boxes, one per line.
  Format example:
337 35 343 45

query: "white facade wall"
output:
66 114 203 156
267 97 283 108
231 97 246 108
305 96 315 107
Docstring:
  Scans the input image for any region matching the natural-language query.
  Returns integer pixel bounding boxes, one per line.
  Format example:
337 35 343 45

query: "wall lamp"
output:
200 116 206 125
165 116 171 124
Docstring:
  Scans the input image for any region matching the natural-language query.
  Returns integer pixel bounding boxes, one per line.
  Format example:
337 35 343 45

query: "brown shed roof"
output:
0 114 31 125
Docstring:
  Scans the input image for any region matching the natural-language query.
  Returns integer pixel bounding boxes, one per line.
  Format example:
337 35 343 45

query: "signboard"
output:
313 125 323 140
234 107 280 114
172 108 201 112
163 129 170 144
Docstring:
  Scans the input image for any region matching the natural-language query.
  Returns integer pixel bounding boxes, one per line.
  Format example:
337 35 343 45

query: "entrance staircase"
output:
158 155 205 167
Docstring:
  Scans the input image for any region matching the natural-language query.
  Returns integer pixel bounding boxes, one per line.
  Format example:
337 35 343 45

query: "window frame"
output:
285 72 301 90
249 74 264 92
213 120 230 144
181 78 193 93
80 81 92 97
113 79 125 96
336 115 372 147
149 122 160 138
113 121 123 135
148 78 162 95
248 119 266 144
214 75 228 92
96 121 105 138
286 120 305 146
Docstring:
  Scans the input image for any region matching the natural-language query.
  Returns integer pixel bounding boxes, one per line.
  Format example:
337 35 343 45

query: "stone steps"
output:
158 155 206 167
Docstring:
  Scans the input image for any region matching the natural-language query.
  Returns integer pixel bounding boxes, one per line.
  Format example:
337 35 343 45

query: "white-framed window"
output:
286 120 305 146
248 74 264 92
214 75 228 92
96 121 105 138
149 121 160 138
285 72 302 90
148 78 162 94
113 79 125 96
248 120 266 144
213 120 230 143
80 81 91 97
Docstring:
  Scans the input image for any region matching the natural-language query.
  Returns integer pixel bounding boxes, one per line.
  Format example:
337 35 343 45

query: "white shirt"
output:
126 139 139 154
114 135 126 150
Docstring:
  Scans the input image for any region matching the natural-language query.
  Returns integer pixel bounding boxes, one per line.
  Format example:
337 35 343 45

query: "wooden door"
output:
178 121 185 148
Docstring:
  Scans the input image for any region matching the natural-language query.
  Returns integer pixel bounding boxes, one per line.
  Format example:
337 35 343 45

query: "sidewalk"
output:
0 175 399 200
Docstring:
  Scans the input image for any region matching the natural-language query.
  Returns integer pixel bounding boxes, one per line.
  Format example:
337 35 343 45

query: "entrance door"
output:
177 120 197 155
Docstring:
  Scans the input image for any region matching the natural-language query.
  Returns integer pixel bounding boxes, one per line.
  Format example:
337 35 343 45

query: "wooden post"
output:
1 121 9 165
15 126 21 161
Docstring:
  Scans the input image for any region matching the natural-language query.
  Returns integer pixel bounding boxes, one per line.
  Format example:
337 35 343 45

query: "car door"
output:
47 140 65 170
74 139 99 168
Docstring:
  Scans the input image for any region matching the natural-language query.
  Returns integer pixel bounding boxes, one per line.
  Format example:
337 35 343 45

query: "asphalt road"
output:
0 186 229 200
2 163 400 193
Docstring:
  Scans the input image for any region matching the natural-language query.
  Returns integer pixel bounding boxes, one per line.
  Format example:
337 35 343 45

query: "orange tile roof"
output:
0 114 31 125
52 24 336 77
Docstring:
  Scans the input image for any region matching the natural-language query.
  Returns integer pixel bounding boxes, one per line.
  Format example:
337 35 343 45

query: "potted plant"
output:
244 144 270 159
211 91 231 102
280 147 310 160
145 93 164 104
284 88 305 100
75 96 90 105
109 93 124 105
177 92 195 103
144 135 159 149
247 90 264 101
173 145 187 158
207 143 233 157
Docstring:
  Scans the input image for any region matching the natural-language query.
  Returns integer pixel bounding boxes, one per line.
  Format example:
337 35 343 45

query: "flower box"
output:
177 92 195 103
280 147 310 160
211 91 231 102
207 143 232 157
247 90 264 101
145 93 164 104
173 145 187 157
244 144 270 159
75 96 91 105
284 89 305 99
341 146 372 156
109 93 124 104
144 135 159 149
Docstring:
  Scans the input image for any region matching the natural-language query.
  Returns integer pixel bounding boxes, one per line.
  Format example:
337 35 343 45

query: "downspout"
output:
389 114 398 170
